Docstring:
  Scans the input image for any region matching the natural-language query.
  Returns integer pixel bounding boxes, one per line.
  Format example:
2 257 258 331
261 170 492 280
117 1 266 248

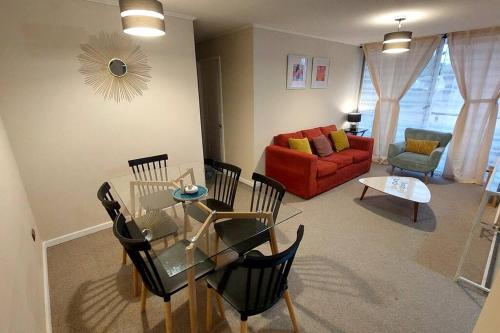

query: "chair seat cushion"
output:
185 199 233 222
391 152 433 172
319 153 353 168
206 250 285 316
214 218 270 254
338 148 370 163
317 160 338 177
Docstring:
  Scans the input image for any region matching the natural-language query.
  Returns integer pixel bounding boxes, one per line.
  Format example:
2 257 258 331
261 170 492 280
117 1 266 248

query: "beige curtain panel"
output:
443 26 500 184
363 36 442 162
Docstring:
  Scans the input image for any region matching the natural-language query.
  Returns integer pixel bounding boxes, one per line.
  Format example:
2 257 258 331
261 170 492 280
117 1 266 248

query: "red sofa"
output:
265 124 374 199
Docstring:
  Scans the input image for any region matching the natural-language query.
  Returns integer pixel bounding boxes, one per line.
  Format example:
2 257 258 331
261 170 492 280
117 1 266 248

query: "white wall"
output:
0 115 46 332
253 27 363 172
196 28 255 179
0 0 204 240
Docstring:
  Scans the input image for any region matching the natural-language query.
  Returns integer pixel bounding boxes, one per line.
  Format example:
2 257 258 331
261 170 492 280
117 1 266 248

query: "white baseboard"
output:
239 177 254 187
42 242 52 333
44 220 113 248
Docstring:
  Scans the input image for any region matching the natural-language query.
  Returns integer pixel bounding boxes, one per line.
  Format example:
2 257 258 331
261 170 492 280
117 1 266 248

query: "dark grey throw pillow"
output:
312 135 334 157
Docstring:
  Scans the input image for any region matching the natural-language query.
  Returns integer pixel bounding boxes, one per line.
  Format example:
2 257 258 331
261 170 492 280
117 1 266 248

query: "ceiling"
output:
161 0 500 45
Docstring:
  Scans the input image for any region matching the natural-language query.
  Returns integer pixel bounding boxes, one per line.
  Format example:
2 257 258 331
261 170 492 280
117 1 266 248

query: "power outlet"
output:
31 228 36 242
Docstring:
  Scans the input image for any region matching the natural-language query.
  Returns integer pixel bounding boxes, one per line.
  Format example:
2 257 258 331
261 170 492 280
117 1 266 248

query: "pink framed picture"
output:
311 57 330 89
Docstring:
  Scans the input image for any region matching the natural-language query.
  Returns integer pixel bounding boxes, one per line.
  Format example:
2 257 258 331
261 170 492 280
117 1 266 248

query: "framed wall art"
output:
286 54 308 89
311 57 330 89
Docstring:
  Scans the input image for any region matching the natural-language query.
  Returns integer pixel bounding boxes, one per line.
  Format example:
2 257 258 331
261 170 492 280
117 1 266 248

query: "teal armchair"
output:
387 128 452 183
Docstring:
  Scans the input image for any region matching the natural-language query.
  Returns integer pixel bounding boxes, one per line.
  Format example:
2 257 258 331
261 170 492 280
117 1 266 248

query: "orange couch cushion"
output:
319 153 353 168
320 124 338 136
317 160 338 177
274 131 304 147
302 127 323 141
320 125 338 149
338 148 370 163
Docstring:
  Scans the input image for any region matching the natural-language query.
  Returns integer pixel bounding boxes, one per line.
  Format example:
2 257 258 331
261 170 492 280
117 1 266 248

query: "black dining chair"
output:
97 182 179 297
113 213 216 332
97 182 127 264
206 225 304 333
214 172 286 255
128 153 169 181
185 160 242 222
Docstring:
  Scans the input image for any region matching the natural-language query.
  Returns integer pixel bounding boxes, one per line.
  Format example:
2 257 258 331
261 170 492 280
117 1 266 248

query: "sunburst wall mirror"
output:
78 32 151 102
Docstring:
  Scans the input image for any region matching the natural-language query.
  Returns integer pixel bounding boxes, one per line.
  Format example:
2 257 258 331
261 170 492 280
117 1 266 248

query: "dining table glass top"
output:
108 161 302 278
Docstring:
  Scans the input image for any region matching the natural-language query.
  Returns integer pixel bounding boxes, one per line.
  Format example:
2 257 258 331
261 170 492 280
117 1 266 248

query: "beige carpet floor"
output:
48 164 492 333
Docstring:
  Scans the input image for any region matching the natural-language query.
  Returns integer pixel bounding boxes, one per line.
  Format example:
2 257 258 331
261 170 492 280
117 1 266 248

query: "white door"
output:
197 57 224 162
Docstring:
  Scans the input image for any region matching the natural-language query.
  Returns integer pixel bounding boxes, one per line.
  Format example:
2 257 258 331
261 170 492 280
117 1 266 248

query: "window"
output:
358 39 500 172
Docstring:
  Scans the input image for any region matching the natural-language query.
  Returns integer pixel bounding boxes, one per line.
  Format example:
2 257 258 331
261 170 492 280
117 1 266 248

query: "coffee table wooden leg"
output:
413 202 419 223
360 186 368 200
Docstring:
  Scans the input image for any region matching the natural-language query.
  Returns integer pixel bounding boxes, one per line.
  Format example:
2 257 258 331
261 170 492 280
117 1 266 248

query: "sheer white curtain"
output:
363 36 442 162
444 27 500 184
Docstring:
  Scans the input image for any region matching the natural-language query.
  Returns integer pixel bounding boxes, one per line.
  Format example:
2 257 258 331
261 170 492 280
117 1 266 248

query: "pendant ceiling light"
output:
382 17 412 54
119 0 166 37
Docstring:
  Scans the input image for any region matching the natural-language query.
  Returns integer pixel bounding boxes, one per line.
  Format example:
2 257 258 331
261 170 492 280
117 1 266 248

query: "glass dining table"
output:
108 161 301 332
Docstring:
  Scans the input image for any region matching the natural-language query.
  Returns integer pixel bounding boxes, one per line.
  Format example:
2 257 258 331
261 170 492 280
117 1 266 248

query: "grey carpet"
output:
48 164 490 332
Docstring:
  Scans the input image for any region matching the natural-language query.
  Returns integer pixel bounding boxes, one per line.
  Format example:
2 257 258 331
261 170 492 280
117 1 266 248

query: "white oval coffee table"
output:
359 176 431 222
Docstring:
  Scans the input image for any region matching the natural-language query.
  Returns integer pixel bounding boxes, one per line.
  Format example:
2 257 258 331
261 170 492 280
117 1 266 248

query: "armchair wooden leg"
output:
215 294 225 319
206 287 213 332
122 247 127 265
240 320 248 333
164 301 173 333
284 290 299 333
390 165 395 175
140 283 147 313
424 173 429 184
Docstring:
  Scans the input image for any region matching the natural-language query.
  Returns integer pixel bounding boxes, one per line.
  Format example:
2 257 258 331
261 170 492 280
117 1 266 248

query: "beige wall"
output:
0 116 46 332
196 29 255 179
253 27 363 172
0 0 204 240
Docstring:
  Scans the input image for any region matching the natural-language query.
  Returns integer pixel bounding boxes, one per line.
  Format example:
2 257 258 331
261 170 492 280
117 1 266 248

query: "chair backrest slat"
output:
249 173 286 222
128 154 169 194
239 225 304 313
97 182 121 221
211 161 241 208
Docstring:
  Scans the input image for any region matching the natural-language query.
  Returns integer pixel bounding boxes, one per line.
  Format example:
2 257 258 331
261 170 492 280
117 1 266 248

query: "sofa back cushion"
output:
320 124 338 137
312 135 334 157
302 127 323 141
274 131 304 147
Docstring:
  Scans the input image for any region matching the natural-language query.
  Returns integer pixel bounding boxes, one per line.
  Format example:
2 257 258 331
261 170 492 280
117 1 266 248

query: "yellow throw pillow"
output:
288 138 312 154
330 130 350 152
405 139 439 155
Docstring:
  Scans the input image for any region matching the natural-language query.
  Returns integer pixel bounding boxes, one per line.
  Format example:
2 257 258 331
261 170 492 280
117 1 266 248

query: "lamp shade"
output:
383 31 412 44
119 0 165 37
382 41 411 54
347 113 361 123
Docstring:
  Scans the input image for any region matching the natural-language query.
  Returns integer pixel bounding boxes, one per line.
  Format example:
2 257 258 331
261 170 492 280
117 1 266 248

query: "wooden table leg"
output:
360 185 369 200
413 202 419 223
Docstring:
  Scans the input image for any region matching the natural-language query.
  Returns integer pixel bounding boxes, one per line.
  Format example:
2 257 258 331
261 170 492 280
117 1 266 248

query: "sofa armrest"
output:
265 145 318 199
347 135 374 153
429 147 446 168
388 142 405 159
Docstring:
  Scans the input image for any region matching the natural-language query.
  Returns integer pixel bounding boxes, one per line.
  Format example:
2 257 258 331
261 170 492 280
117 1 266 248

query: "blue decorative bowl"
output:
172 185 208 202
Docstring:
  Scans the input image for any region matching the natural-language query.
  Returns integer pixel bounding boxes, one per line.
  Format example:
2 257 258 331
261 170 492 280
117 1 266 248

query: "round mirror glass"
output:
108 58 128 77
